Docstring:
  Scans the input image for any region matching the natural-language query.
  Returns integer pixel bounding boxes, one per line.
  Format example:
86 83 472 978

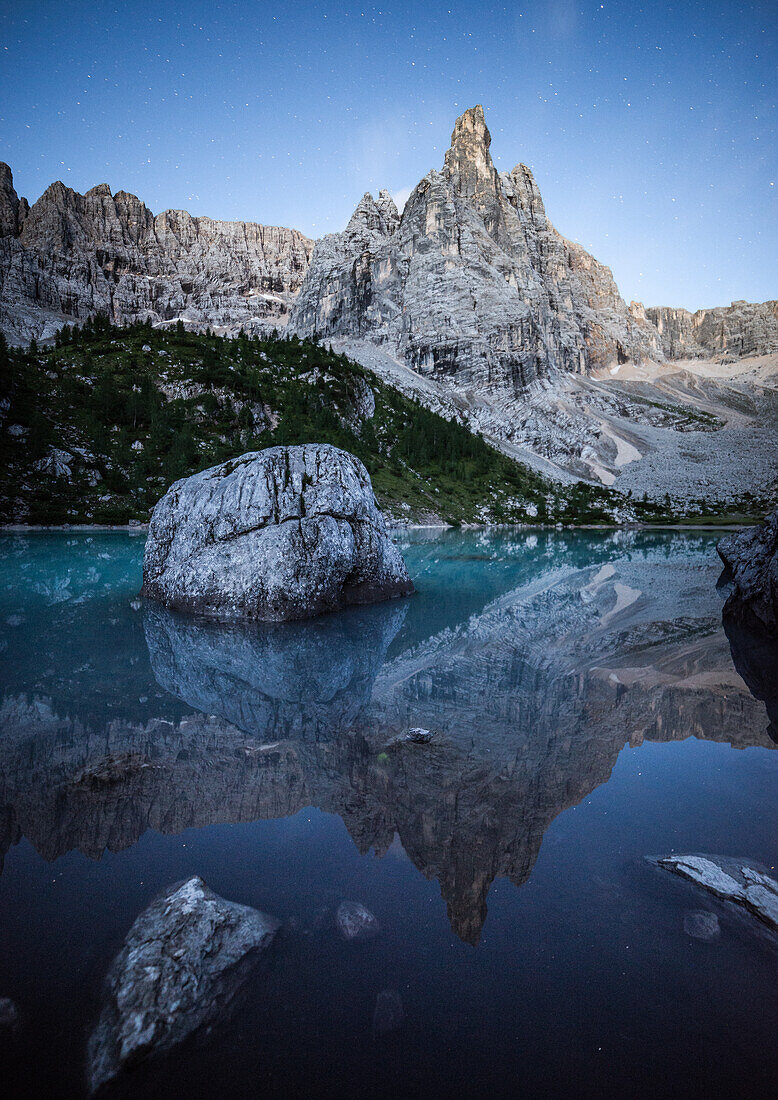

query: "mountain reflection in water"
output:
1 533 774 945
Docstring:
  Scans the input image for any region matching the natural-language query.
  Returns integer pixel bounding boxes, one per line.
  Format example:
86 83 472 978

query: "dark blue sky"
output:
1 1 774 309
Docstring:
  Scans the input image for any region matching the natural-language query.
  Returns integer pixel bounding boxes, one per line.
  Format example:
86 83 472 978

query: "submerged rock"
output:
87 876 279 1092
336 900 380 941
141 443 414 622
718 510 778 636
683 910 721 942
373 988 404 1036
654 855 778 933
0 996 19 1029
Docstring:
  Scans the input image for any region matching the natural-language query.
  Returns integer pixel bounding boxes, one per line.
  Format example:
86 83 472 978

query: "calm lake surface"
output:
1 528 776 1098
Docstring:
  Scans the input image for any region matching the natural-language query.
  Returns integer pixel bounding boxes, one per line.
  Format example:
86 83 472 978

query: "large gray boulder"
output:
141 443 414 622
87 877 279 1092
718 509 778 635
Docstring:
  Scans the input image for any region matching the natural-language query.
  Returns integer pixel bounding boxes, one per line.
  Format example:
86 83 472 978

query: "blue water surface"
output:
0 528 776 1098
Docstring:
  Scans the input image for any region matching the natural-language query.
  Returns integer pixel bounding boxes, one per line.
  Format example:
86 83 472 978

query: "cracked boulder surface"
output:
140 443 414 621
87 876 279 1093
653 855 778 934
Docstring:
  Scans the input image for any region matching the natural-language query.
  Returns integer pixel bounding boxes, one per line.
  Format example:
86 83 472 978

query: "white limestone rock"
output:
655 854 778 933
87 876 279 1092
645 300 778 359
141 443 414 622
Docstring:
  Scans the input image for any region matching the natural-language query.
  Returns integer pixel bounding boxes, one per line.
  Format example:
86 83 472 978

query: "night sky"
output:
1 1 774 310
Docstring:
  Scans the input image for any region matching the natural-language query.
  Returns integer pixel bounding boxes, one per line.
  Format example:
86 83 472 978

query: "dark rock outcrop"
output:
140 443 414 621
718 510 778 635
87 876 279 1092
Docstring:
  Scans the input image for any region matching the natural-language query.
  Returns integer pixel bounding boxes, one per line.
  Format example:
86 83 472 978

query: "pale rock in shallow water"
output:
336 900 380 940
87 876 279 1092
0 996 19 1028
717 509 778 636
141 443 414 622
373 989 404 1035
655 855 778 933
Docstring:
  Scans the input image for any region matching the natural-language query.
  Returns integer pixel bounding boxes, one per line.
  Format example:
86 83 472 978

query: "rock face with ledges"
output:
141 443 414 621
645 300 778 359
0 163 313 343
290 105 664 393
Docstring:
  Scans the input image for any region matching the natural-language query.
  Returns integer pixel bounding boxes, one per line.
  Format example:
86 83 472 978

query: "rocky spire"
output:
376 189 400 234
443 105 505 241
0 162 26 238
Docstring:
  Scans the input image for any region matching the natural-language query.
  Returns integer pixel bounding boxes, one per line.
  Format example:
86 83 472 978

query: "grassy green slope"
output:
10 317 732 527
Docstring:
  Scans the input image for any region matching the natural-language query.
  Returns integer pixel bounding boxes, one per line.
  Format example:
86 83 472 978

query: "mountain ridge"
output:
0 162 313 344
1 106 775 361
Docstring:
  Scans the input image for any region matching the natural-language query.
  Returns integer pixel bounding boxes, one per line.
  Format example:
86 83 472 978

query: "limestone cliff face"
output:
0 164 314 343
644 300 778 359
290 105 664 393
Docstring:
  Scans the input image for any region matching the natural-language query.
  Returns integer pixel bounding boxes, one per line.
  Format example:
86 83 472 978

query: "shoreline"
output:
0 520 755 534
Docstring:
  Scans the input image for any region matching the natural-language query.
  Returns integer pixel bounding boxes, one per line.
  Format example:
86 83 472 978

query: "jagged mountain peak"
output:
85 182 113 199
449 104 491 150
291 104 663 387
443 103 501 215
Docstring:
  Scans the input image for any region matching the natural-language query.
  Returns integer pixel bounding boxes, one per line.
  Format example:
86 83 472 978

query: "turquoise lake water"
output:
0 528 776 1097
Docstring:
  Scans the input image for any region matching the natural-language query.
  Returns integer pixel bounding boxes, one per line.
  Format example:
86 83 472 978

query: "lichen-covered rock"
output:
141 443 414 622
718 509 778 635
87 876 279 1092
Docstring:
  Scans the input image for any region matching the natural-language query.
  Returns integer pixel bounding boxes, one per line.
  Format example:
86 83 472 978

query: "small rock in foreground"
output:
336 900 380 941
141 443 414 622
373 989 404 1036
87 876 279 1092
654 854 778 933
683 910 721 942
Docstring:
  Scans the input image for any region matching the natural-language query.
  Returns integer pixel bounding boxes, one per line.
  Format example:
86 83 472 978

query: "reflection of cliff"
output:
723 614 778 742
0 558 774 944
